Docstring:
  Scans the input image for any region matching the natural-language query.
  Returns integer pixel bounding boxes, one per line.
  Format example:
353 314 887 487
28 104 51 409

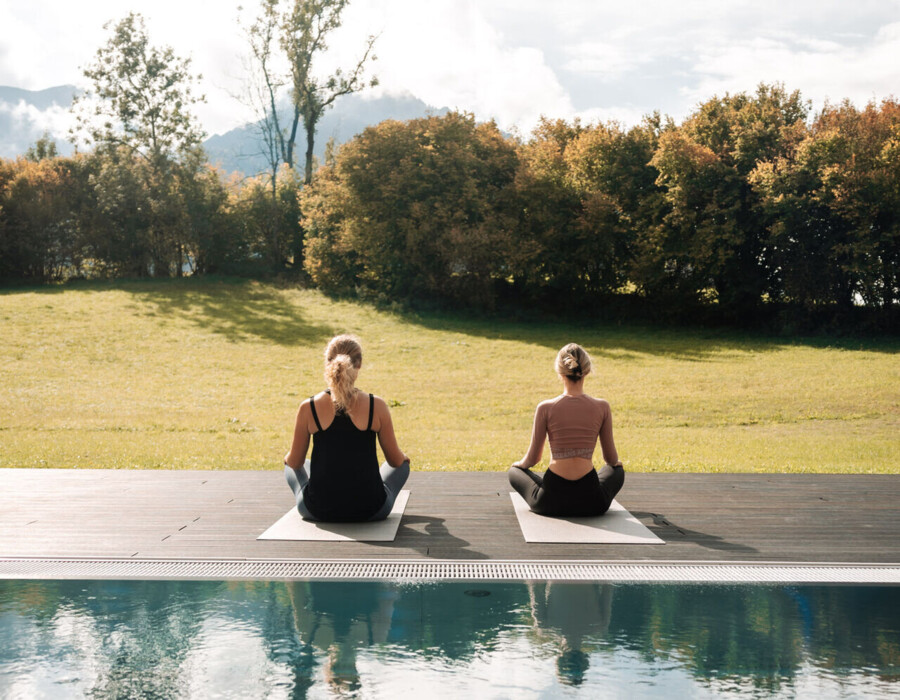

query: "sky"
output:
1 0 899 138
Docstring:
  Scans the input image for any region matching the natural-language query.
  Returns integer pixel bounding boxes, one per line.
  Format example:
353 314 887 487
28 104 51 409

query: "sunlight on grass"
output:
1 279 897 472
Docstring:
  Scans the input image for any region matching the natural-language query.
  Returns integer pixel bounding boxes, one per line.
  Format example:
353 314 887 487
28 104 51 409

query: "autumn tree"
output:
239 0 309 271
752 98 900 317
303 112 519 307
508 115 668 308
0 155 88 282
647 84 808 315
565 116 667 299
510 118 585 301
811 99 900 312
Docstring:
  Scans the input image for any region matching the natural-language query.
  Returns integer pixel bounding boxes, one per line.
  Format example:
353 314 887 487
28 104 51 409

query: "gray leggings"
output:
284 460 410 522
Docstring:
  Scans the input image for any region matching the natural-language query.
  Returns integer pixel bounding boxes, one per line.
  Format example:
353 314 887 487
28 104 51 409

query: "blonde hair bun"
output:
555 343 592 381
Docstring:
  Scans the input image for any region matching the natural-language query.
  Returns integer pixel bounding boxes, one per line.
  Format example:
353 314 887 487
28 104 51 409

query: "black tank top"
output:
304 391 386 521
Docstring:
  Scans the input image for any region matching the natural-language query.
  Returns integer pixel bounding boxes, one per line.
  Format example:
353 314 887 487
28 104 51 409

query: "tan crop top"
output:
519 394 618 467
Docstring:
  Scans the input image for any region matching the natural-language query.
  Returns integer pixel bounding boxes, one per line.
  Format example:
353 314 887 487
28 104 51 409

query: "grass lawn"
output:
1 278 897 472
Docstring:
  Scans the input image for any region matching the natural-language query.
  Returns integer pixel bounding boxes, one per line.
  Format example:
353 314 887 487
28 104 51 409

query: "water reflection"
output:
527 582 612 686
1 580 898 698
286 581 398 694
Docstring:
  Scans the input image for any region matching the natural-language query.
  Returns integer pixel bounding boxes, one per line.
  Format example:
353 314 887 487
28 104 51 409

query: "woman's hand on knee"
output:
384 457 410 469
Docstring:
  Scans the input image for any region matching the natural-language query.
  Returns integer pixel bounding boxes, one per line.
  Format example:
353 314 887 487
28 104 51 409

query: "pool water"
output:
1 580 897 698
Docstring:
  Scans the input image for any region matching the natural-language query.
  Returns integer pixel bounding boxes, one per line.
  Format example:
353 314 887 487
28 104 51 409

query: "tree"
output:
25 132 59 162
73 13 205 165
646 83 809 316
71 12 207 277
751 98 900 318
0 155 88 282
229 165 304 274
180 165 239 276
243 0 378 184
565 117 667 299
814 99 900 312
510 118 586 302
303 112 519 307
241 0 290 197
509 115 668 309
285 0 378 184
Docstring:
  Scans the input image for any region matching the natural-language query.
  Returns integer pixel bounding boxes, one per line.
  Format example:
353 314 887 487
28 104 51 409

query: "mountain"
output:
0 85 447 173
0 85 78 111
203 93 448 177
0 85 79 158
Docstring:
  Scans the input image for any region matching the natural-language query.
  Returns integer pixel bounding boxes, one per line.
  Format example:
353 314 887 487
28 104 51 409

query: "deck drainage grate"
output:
1 558 899 583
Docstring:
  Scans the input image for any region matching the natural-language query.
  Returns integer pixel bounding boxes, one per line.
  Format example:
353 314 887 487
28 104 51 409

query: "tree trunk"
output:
304 123 315 185
285 104 301 169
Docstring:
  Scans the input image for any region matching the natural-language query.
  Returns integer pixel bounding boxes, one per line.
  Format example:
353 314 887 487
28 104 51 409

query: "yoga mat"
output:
510 493 664 544
258 491 410 542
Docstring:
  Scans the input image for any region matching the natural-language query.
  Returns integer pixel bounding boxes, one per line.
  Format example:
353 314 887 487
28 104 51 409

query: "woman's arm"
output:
598 400 620 466
512 403 547 469
283 400 312 469
372 396 409 468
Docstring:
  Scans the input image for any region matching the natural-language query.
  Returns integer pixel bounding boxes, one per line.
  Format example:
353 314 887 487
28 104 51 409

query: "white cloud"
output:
2 0 573 135
0 2 254 136
2 0 900 138
0 4 103 88
0 100 74 138
331 0 574 133
684 22 900 112
563 41 649 79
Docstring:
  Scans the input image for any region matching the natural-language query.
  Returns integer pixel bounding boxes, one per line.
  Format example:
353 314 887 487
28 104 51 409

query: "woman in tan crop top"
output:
508 343 624 517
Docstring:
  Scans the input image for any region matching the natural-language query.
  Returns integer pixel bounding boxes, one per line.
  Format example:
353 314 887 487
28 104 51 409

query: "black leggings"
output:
508 465 625 517
285 460 410 522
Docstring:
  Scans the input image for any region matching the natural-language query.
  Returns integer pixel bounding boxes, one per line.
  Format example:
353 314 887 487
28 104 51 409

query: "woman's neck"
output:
562 381 584 397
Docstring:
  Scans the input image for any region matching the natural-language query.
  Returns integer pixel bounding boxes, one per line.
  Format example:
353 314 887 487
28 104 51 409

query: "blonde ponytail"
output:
323 334 363 412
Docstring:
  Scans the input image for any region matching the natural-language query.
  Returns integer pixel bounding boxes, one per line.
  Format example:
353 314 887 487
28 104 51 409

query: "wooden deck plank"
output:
0 469 898 564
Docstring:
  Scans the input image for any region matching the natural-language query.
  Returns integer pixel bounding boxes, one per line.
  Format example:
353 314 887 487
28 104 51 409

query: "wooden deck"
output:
1 468 898 565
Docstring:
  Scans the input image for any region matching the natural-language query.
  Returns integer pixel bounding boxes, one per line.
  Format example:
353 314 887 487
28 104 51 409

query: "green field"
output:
1 279 897 472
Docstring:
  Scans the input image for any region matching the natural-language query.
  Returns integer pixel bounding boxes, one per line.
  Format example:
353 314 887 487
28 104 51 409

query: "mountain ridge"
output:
0 84 447 173
204 93 448 177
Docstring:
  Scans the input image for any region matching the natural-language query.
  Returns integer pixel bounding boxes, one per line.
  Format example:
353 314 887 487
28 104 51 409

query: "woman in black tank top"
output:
284 335 410 522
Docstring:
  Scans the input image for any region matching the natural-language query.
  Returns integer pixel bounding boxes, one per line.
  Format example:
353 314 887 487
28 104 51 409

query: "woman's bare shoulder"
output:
364 392 393 417
303 392 326 413
294 397 313 427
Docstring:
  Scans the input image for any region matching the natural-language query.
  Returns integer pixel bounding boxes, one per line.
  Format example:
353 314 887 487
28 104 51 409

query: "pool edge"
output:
2 557 899 584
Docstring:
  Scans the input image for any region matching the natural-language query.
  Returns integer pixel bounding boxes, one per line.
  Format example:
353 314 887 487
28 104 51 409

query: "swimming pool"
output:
1 580 897 698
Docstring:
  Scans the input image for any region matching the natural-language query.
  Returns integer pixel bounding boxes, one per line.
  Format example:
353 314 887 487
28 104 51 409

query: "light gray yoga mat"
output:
510 492 664 544
258 491 410 541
